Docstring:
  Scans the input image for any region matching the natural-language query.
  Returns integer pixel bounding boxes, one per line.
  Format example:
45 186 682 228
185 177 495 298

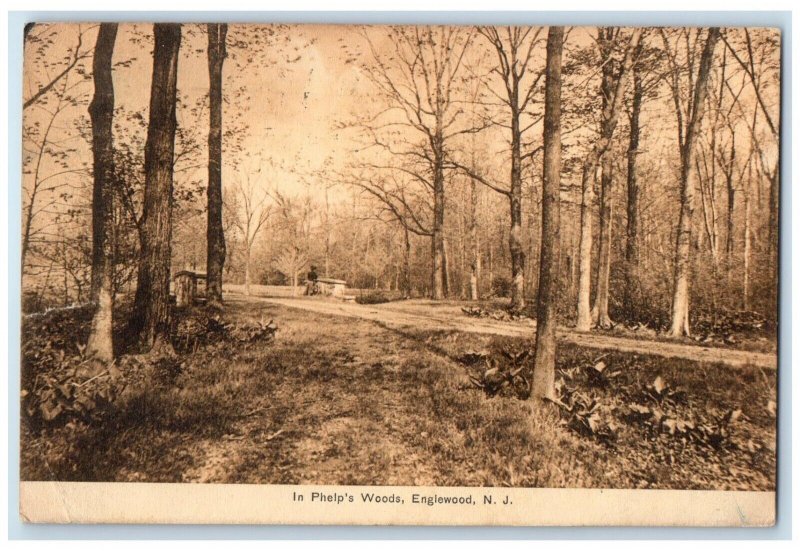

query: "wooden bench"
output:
174 270 207 307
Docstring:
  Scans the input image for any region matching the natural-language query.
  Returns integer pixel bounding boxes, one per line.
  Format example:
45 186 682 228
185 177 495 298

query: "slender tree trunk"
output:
402 222 411 297
469 179 479 301
592 155 614 327
457 204 465 298
767 167 778 309
86 23 119 362
487 241 494 295
509 105 526 311
531 25 564 402
743 162 752 310
668 28 720 337
591 32 617 328
206 23 227 308
442 236 451 297
528 196 541 301
244 246 251 295
576 159 597 331
576 28 640 331
62 244 69 306
570 221 579 304
129 23 182 352
432 150 446 300
724 137 736 284
624 69 642 320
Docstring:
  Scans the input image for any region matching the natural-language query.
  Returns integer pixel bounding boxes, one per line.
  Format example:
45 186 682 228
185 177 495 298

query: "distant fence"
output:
224 283 389 299
224 283 303 298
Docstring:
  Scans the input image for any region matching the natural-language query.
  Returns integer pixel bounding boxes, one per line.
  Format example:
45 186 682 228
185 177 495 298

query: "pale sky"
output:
22 24 780 226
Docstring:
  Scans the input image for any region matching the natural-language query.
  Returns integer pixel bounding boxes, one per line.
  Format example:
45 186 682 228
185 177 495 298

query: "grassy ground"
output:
21 299 776 490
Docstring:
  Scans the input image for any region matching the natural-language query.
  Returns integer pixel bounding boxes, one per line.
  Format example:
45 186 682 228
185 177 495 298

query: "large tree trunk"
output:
206 23 227 309
509 104 526 311
85 23 119 362
531 25 564 402
668 28 720 337
129 24 182 352
623 69 642 320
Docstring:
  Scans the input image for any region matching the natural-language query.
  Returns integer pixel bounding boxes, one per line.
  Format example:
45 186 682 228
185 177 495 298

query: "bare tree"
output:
355 26 473 299
575 28 640 331
450 26 547 311
129 23 182 352
662 27 721 337
531 26 564 401
720 28 780 307
85 23 119 361
227 170 273 295
274 246 309 295
346 169 434 293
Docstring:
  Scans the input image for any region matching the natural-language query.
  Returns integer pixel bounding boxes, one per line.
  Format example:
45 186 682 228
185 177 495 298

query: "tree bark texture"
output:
624 68 643 320
130 23 182 352
206 23 228 308
509 100 526 311
531 25 564 402
85 23 119 362
591 30 618 328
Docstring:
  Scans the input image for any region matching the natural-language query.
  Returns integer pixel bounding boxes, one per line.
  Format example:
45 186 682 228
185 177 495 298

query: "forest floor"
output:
22 297 777 490
248 295 777 370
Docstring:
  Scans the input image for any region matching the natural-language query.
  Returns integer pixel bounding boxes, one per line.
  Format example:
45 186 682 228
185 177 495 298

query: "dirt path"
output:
244 296 777 370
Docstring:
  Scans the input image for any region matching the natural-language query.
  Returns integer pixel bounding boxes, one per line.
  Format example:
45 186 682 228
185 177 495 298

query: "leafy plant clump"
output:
549 358 619 444
24 351 126 426
23 305 278 428
355 291 404 305
464 348 531 399
461 306 530 322
620 375 753 451
172 307 277 354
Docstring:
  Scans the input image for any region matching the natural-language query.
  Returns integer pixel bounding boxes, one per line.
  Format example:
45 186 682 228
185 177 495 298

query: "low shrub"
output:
355 291 403 304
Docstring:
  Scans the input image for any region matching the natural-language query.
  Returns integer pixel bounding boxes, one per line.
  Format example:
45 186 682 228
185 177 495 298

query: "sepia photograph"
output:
17 18 780 526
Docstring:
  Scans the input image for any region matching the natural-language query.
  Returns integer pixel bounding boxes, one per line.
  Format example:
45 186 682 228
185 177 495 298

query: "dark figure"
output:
306 266 319 295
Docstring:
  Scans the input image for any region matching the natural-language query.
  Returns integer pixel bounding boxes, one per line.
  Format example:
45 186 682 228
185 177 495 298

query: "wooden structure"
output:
174 270 207 307
308 277 347 298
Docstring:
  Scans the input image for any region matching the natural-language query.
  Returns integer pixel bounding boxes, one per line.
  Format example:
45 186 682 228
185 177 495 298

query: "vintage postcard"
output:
19 21 779 526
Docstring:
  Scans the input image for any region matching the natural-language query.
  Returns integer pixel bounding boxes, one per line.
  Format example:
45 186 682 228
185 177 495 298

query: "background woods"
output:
22 23 780 362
